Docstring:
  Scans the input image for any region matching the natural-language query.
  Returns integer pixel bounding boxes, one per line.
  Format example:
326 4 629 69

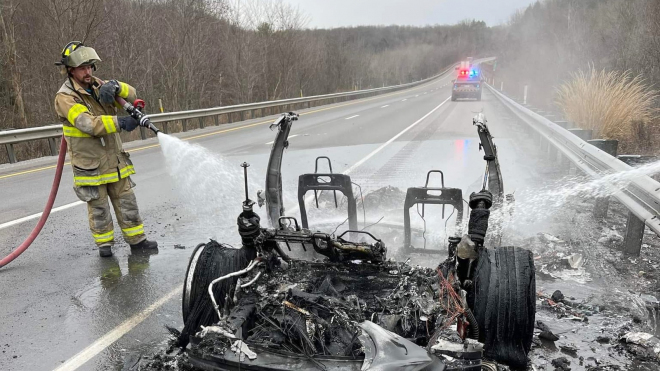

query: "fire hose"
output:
0 97 158 269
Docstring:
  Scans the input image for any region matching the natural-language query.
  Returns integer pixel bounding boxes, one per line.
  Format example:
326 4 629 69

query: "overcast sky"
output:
284 0 540 28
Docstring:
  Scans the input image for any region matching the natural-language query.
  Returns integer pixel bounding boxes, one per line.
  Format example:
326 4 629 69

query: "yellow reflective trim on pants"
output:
93 230 114 243
63 125 91 138
67 104 88 125
73 165 136 186
122 224 144 237
73 172 119 186
119 165 135 178
118 82 129 98
102 115 117 134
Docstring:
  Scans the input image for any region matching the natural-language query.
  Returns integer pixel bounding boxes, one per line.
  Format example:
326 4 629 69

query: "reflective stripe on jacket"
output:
54 77 137 186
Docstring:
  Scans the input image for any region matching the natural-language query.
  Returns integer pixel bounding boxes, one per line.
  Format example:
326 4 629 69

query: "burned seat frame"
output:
403 172 464 254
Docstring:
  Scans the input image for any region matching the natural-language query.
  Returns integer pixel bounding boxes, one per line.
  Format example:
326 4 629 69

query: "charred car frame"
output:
176 112 535 371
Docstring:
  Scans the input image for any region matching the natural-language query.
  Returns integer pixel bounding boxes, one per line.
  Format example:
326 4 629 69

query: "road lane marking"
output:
381 105 389 108
53 286 182 371
343 96 451 174
0 163 65 180
345 115 359 120
265 134 298 145
401 99 407 102
0 201 85 231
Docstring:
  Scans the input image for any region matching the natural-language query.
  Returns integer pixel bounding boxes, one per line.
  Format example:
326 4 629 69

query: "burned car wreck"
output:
157 112 536 371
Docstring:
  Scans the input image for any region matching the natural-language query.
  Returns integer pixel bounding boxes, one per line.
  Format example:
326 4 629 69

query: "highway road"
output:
0 70 548 370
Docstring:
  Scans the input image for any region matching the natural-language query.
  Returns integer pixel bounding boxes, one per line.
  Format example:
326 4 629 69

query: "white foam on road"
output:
381 105 389 108
345 115 359 120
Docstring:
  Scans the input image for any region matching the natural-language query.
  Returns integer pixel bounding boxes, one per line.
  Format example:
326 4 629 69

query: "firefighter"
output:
53 41 157 257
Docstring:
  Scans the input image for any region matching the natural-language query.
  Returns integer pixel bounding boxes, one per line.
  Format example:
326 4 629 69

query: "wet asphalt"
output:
0 72 549 370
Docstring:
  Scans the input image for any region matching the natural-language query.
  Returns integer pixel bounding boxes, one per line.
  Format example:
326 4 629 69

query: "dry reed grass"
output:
555 67 658 147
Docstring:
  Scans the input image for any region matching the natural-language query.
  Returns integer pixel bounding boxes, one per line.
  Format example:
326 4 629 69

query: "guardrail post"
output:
588 139 618 219
163 122 169 134
139 127 147 140
48 137 58 156
240 111 245 121
5 143 17 163
214 115 219 126
568 128 592 141
199 117 204 129
523 85 528 105
623 212 645 256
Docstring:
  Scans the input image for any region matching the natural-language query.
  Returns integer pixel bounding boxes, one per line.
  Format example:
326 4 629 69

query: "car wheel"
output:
451 94 457 101
468 246 535 368
179 240 253 346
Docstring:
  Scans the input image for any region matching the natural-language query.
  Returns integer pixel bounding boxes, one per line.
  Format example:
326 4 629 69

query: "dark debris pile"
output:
196 259 444 359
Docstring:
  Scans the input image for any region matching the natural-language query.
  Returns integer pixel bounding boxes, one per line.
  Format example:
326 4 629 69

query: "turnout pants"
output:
82 177 146 246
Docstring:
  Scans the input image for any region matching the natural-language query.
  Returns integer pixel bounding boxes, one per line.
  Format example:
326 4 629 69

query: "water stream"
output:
157 133 255 242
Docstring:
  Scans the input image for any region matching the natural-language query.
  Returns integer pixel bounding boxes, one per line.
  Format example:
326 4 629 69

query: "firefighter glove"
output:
99 80 120 105
118 116 139 132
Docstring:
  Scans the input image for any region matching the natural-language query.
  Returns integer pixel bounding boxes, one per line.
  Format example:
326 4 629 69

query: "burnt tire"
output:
469 246 535 369
179 240 253 347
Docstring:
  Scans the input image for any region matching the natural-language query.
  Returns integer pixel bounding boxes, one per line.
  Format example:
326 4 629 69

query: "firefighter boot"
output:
99 244 113 257
130 239 158 251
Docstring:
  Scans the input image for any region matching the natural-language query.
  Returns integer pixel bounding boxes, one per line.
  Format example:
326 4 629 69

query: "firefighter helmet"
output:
55 41 101 68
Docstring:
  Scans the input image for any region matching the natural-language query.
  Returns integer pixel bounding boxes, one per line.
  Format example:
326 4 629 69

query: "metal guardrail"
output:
486 83 660 236
0 65 456 164
0 125 63 163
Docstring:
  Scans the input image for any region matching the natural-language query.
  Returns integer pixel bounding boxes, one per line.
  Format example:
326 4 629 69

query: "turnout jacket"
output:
54 77 137 187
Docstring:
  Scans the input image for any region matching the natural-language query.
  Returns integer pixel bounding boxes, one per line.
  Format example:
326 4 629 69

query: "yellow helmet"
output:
55 41 101 68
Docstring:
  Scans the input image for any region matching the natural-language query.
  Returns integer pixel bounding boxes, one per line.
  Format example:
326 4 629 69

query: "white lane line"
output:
0 201 85 231
53 286 182 371
381 105 389 108
401 99 407 102
415 95 419 97
343 96 450 174
345 115 359 120
265 134 298 145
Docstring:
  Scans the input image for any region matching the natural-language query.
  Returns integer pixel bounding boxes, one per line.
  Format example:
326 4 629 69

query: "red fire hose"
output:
0 136 67 268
